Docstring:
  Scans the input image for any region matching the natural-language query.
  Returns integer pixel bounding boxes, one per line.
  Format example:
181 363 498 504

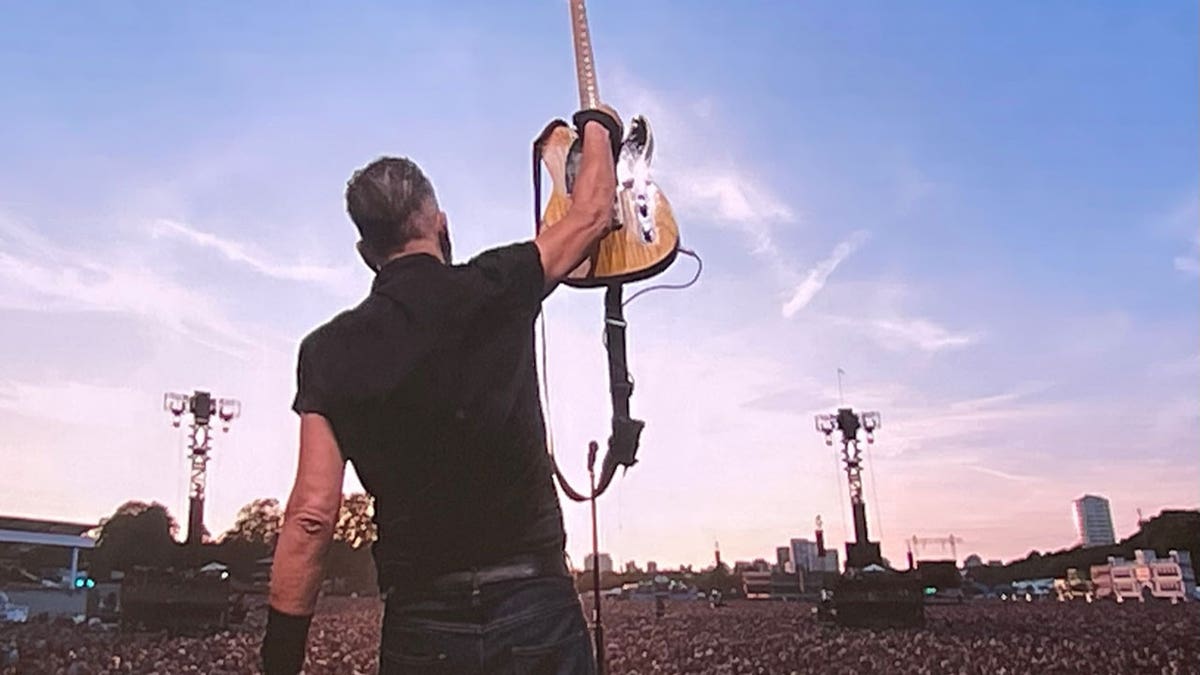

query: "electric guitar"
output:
534 0 681 287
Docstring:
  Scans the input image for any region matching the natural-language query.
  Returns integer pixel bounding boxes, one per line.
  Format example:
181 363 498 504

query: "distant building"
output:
584 553 613 574
623 561 640 575
776 546 793 574
741 571 772 599
964 554 983 568
1074 494 1116 547
790 538 838 573
791 538 818 571
1175 550 1196 597
646 561 657 574
1091 550 1190 604
0 515 98 620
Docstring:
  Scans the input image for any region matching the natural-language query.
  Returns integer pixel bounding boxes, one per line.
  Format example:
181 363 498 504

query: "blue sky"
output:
1 1 1196 568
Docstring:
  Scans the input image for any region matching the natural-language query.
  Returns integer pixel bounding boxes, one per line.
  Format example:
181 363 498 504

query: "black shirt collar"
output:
371 253 444 293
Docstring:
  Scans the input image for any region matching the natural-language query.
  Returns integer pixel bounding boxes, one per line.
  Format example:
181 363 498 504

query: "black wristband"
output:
261 606 313 675
573 108 623 159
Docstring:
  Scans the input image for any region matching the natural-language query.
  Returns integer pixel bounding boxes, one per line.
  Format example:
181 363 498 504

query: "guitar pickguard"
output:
617 116 658 244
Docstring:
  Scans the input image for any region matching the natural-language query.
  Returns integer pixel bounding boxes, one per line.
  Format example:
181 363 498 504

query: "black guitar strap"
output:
600 284 645 492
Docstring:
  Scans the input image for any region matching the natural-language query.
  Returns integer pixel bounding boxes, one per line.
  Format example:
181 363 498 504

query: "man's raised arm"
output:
261 413 346 675
534 108 620 291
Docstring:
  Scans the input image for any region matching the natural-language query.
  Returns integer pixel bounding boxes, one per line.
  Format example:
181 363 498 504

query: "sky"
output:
0 1 1196 570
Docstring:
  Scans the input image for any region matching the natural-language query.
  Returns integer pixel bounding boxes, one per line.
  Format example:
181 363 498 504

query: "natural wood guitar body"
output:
536 120 680 287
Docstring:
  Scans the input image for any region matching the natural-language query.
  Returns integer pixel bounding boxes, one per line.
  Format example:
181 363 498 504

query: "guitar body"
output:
536 115 680 287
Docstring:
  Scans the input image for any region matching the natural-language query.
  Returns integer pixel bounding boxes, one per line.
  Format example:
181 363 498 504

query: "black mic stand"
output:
587 440 605 675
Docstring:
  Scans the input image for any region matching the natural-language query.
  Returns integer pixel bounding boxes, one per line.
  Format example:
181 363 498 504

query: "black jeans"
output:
379 575 595 674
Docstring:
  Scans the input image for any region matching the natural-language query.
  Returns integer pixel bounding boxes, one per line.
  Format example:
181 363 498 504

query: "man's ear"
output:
356 240 380 273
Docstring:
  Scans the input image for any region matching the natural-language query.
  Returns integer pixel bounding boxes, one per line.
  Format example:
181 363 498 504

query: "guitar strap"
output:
600 284 645 492
533 122 645 503
531 119 567 237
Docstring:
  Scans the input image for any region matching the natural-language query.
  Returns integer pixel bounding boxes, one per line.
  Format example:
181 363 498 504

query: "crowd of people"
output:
1 596 1196 674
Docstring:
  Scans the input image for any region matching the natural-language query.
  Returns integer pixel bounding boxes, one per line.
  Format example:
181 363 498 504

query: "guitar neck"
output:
569 0 600 109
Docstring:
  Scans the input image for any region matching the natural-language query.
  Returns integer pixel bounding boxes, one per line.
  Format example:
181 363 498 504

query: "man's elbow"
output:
283 504 338 542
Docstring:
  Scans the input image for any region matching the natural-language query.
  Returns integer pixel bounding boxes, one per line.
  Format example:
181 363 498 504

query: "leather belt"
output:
385 550 570 601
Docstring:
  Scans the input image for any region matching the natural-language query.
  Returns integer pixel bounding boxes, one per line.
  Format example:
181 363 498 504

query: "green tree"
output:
92 501 179 578
335 493 377 549
223 498 284 548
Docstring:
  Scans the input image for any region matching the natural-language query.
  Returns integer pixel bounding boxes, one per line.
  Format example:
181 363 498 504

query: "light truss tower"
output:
164 390 240 547
815 407 882 570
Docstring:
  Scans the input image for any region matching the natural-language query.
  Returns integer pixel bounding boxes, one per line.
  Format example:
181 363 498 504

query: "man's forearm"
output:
264 415 345 675
269 508 336 615
537 120 617 286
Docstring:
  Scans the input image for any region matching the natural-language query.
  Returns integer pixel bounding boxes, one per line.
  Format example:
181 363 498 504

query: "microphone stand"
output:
587 440 605 675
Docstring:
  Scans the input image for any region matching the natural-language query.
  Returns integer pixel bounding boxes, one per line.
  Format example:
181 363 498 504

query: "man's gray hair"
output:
345 157 435 253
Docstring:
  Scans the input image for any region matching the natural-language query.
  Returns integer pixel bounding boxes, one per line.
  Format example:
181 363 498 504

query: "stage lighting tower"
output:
164 390 240 547
815 407 883 570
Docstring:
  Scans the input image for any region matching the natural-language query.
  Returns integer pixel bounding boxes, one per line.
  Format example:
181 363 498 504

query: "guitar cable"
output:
620 247 703 308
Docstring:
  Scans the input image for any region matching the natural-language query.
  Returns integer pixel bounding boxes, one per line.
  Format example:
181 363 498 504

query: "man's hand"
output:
573 103 623 159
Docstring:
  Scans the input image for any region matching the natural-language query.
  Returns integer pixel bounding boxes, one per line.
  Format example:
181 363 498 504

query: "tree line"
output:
965 509 1200 586
87 493 379 594
85 498 1197 596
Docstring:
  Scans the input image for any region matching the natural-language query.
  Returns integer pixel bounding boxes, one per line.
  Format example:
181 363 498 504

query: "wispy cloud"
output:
604 75 966 356
0 379 147 429
0 216 262 359
668 170 795 245
782 230 869 318
967 465 1040 483
149 219 352 285
868 317 977 352
824 313 977 353
605 72 798 284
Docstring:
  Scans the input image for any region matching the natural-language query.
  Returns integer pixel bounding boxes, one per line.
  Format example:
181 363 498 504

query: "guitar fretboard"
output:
570 0 600 109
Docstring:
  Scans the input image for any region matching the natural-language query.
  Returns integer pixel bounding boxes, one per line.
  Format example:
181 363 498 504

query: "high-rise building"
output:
791 538 839 573
584 553 613 573
646 561 657 574
791 538 818 572
1074 494 1116 547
